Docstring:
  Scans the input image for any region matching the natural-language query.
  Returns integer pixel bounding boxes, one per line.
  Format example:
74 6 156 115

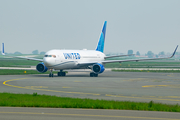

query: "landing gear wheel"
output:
90 73 94 77
58 72 62 76
90 72 98 77
58 71 66 76
49 69 53 77
49 73 53 77
94 74 98 77
62 72 66 76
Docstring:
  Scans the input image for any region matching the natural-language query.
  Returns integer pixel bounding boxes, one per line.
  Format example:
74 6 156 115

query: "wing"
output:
104 54 135 59
77 45 178 66
102 45 178 64
1 43 43 62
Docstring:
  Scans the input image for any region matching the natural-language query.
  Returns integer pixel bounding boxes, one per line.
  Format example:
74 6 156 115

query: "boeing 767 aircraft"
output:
1 21 178 77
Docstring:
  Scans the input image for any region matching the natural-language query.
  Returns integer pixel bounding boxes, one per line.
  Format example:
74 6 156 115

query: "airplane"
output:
1 21 178 77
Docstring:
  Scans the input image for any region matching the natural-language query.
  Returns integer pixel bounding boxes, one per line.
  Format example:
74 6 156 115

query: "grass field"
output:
105 61 180 68
0 58 39 67
0 69 58 75
0 93 179 112
0 69 41 75
112 69 180 73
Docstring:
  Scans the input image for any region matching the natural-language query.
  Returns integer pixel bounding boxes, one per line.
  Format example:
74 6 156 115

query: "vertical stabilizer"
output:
96 21 107 53
2 43 5 55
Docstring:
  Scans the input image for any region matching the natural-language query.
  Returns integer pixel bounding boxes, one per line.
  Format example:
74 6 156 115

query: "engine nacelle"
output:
92 63 105 74
36 62 48 73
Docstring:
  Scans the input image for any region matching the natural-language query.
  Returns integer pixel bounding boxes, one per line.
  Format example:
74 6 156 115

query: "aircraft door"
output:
55 54 60 63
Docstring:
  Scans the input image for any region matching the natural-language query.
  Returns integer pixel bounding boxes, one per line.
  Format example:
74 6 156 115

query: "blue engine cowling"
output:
92 63 105 74
36 62 48 73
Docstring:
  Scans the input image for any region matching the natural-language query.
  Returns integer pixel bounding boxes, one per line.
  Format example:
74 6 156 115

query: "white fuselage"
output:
43 49 106 70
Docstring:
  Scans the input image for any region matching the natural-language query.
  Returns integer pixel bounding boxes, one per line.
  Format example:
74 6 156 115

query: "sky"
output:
0 0 180 55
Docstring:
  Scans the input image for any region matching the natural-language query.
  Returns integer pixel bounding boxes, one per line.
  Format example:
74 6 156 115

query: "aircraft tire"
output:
90 72 98 77
49 73 53 77
94 73 98 77
58 72 66 76
90 73 93 77
63 72 66 76
58 72 61 76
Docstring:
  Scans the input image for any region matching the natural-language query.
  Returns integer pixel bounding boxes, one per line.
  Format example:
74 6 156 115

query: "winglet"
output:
96 21 107 53
2 43 5 55
170 45 178 58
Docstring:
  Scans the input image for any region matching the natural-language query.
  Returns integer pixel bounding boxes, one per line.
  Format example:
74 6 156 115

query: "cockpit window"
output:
52 55 56 58
44 55 56 58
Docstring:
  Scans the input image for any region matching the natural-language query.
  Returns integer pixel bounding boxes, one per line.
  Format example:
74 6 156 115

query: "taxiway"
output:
0 71 180 104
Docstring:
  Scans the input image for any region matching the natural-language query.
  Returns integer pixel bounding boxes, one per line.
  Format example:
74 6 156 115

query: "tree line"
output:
128 50 167 58
0 50 45 55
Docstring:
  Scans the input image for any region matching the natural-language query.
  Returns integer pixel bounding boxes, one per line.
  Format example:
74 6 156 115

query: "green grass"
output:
0 59 39 67
0 69 57 75
112 69 180 73
0 93 180 112
105 61 180 68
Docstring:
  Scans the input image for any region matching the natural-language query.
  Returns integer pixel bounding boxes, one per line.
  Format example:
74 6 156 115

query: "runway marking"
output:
25 86 48 88
3 78 180 102
62 87 71 88
0 111 179 120
167 74 174 77
3 78 100 96
142 85 168 87
142 84 180 88
168 96 180 98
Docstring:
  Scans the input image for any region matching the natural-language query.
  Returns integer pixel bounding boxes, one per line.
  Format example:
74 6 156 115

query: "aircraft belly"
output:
53 61 77 70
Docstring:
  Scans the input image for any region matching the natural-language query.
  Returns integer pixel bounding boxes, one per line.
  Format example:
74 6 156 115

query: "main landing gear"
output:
90 72 98 77
57 70 66 76
49 69 53 77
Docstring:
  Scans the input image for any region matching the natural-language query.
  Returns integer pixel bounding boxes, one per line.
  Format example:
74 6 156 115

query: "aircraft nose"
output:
43 57 51 66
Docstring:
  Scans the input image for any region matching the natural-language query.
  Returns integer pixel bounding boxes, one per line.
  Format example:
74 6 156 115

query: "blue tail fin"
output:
2 43 5 55
96 21 107 53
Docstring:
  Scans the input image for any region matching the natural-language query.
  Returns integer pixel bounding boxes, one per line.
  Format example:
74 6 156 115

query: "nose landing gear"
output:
49 69 53 77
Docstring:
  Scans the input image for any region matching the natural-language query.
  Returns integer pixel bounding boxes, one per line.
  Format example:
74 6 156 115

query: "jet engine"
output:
36 62 48 73
92 63 105 74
